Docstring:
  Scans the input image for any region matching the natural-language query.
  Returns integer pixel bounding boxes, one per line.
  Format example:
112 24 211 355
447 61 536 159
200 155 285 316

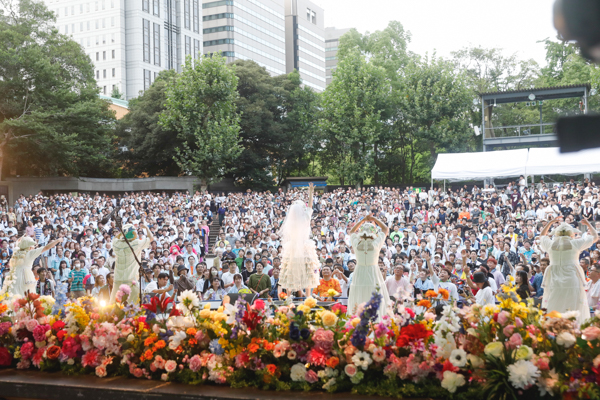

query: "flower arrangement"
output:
0 283 597 400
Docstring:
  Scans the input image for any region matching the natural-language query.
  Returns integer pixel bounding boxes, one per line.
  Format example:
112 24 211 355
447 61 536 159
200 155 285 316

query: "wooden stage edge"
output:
0 369 436 400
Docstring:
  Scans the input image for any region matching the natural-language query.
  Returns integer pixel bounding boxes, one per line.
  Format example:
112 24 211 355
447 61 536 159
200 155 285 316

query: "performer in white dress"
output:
278 183 320 297
0 236 61 297
540 217 598 325
348 215 391 318
109 224 152 304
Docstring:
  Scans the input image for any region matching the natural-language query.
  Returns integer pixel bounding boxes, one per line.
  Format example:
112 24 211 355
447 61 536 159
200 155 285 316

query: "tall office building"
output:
43 0 203 100
284 0 325 92
202 0 286 76
324 27 350 86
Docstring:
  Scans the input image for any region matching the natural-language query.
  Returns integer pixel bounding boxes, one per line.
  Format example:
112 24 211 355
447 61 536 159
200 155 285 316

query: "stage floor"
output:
0 369 434 400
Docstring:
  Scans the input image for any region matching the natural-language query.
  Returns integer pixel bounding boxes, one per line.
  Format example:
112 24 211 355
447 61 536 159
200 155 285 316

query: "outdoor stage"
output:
0 369 418 400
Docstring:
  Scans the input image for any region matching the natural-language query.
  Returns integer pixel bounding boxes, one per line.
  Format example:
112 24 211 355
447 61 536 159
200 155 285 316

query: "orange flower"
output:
248 343 260 353
266 364 277 374
0 304 8 314
46 345 60 360
154 340 166 349
143 349 153 360
424 290 438 298
144 336 157 347
417 299 432 308
326 356 339 368
186 328 197 336
438 288 450 300
175 346 183 354
188 338 198 346
263 342 274 351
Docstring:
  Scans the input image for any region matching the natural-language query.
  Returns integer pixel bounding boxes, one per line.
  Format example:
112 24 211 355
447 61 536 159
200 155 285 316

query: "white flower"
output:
322 377 336 390
467 354 484 369
180 290 200 309
223 303 238 324
507 360 540 389
556 331 576 348
290 363 306 381
434 333 456 359
449 349 467 368
562 310 580 320
441 371 466 393
351 351 373 370
168 331 187 350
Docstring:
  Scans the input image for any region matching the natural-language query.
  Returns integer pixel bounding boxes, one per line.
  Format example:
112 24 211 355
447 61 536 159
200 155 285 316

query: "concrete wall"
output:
2 176 200 204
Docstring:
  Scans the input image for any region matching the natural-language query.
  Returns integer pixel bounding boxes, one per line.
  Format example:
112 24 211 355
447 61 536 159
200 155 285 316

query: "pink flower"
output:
253 299 265 311
133 368 143 378
497 310 510 326
515 317 523 328
306 348 328 367
161 373 168 381
344 364 357 377
96 366 107 377
20 342 35 360
82 349 101 368
287 350 297 360
32 324 50 342
503 325 515 337
582 326 600 341
153 355 166 369
32 347 44 368
119 284 131 295
312 328 334 353
372 347 386 363
507 333 522 349
189 355 202 372
305 369 318 383
165 360 177 373
25 319 39 332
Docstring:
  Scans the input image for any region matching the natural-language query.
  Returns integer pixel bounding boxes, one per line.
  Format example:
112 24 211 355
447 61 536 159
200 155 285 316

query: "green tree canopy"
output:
0 0 115 179
160 54 242 187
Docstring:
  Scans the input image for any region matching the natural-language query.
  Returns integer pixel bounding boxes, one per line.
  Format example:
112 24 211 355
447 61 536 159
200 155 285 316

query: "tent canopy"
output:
526 147 600 175
431 149 528 181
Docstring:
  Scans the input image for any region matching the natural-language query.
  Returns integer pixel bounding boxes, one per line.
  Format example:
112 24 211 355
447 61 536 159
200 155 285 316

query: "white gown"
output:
540 234 593 324
2 247 44 297
110 236 150 304
348 231 391 318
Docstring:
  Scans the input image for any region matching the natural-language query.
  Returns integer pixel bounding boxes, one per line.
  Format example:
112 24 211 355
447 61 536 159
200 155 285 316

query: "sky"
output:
316 0 558 66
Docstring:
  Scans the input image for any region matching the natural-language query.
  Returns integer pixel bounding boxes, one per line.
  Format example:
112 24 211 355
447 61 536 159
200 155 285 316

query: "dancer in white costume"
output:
348 215 391 318
278 183 320 297
540 216 598 325
109 224 152 304
0 236 61 297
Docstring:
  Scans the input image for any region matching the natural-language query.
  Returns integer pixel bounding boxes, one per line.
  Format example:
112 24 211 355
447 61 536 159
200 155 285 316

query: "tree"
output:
0 0 115 179
116 69 183 177
320 49 390 186
229 60 320 188
110 86 123 99
160 54 242 188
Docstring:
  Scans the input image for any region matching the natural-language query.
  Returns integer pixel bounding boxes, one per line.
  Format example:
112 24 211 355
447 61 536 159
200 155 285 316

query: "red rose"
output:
52 321 66 331
0 347 12 366
56 330 67 342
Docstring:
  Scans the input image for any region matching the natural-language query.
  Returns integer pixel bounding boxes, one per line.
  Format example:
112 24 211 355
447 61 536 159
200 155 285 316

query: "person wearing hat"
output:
539 216 598 324
173 264 195 296
109 224 153 305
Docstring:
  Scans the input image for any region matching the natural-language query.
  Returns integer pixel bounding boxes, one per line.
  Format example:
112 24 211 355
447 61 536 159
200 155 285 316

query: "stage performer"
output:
348 215 391 319
278 183 320 298
540 216 598 324
0 235 61 297
109 224 152 304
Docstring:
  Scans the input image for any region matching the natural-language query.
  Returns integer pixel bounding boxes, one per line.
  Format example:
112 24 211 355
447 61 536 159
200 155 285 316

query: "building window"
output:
112 68 116 77
311 10 316 24
142 0 150 12
111 33 115 43
96 35 99 45
80 4 83 13
153 23 161 66
193 0 199 33
185 35 191 56
80 22 83 31
102 18 106 28
103 69 107 78
143 19 151 63
102 35 106 44
193 39 200 59
143 69 152 90
103 86 106 94
184 0 190 30
202 0 233 8
96 70 100 79
95 2 99 11
103 51 106 60
203 38 233 47
112 49 116 59
87 21 90 31
112 84 117 93
96 52 99 61
306 7 310 21
202 12 233 21
65 24 68 34
95 19 99 29
102 0 105 9
111 17 115 27
153 0 160 16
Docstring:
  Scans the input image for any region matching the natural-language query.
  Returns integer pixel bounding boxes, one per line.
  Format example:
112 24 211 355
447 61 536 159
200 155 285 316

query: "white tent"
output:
431 149 529 181
526 147 600 175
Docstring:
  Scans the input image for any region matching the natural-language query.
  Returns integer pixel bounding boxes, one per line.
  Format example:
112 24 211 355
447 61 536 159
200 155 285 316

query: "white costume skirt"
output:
279 239 320 292
542 263 590 324
347 264 390 319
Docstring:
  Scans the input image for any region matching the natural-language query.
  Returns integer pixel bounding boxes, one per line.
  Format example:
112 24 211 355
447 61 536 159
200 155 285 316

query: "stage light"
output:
100 300 107 307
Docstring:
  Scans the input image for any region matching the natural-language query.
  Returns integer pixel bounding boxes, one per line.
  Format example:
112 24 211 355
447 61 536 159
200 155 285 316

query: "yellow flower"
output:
351 317 361 328
483 304 498 316
204 303 211 309
199 309 211 319
484 342 504 358
218 338 229 348
297 304 310 313
304 297 317 308
545 310 562 319
321 311 338 327
515 345 533 360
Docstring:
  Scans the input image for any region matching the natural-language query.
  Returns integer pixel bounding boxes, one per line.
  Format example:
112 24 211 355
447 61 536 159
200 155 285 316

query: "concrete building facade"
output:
201 0 286 76
324 26 350 86
43 0 203 100
284 0 326 92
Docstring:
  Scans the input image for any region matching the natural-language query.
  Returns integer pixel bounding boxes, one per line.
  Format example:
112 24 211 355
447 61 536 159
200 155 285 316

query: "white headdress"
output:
549 222 581 237
279 200 311 244
358 222 378 240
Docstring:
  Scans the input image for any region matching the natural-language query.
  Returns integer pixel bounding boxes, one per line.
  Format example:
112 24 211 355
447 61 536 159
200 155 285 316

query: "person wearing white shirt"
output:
468 271 495 306
426 254 458 305
221 261 237 289
385 265 411 300
586 265 600 309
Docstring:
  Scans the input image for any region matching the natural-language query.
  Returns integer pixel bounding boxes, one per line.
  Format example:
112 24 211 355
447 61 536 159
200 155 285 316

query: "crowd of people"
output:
1 177 599 315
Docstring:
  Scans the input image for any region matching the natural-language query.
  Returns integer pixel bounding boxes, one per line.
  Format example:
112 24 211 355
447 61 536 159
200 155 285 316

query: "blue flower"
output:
289 323 300 341
209 338 224 355
350 290 382 349
300 328 310 340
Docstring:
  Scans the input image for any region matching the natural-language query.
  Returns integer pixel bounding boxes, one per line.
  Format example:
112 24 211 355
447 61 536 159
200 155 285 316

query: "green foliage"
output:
160 54 242 186
116 69 183 177
0 0 115 179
